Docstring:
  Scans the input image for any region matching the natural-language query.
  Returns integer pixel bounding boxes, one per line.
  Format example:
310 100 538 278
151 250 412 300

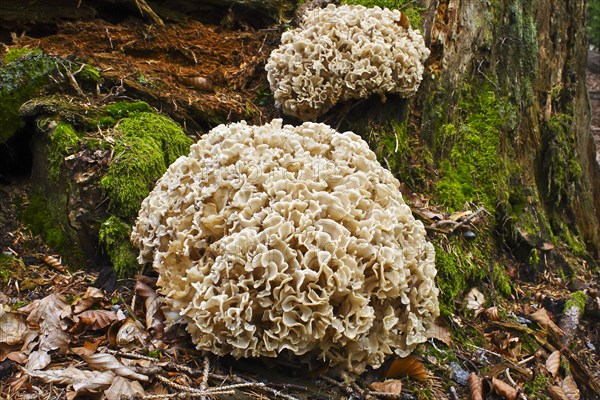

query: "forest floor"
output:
0 16 599 400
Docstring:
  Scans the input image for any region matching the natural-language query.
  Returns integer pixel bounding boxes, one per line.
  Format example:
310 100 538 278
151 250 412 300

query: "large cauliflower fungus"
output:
265 4 430 120
132 119 439 374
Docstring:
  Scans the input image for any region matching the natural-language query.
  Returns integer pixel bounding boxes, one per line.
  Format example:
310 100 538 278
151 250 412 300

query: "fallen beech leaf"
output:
546 351 561 378
20 293 71 353
28 366 114 387
547 385 569 400
73 287 104 314
25 350 51 371
529 308 559 330
369 379 402 394
145 295 164 331
561 376 580 400
116 316 148 348
71 338 103 357
464 288 485 314
485 306 500 321
104 376 145 400
0 306 27 345
467 373 483 400
75 309 118 330
384 356 428 381
135 278 157 299
425 316 452 346
81 352 148 381
491 377 518 400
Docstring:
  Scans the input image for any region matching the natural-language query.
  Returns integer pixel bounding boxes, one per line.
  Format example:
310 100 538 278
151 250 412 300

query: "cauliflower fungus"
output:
132 119 439 374
265 4 430 120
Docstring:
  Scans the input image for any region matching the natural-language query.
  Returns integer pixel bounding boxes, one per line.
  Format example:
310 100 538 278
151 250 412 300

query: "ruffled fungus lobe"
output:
132 119 439 374
265 5 430 120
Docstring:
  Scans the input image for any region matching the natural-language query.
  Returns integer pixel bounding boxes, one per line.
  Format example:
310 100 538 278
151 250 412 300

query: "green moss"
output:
542 114 582 207
49 122 80 181
340 0 424 29
434 86 513 211
104 101 153 119
435 232 513 315
528 248 540 267
96 108 192 277
522 372 551 400
0 253 24 281
3 47 42 64
100 111 193 221
434 239 486 316
22 194 74 255
491 262 512 296
98 117 117 129
0 51 56 143
564 291 586 316
99 216 139 277
78 64 101 83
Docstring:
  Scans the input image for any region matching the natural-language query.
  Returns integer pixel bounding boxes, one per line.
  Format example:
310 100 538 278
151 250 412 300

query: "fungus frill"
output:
131 119 439 374
265 5 430 120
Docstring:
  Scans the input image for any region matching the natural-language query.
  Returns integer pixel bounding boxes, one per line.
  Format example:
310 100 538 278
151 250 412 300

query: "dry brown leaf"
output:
104 376 145 400
369 379 403 394
467 373 483 400
561 376 580 400
547 385 570 400
449 210 472 221
529 308 560 330
464 288 485 314
425 316 452 346
145 295 164 331
485 306 500 321
116 316 148 348
28 366 114 388
546 351 561 378
73 287 104 314
25 350 51 371
81 352 148 381
75 309 118 331
383 356 428 381
20 293 71 353
135 276 158 299
491 377 518 400
0 305 27 346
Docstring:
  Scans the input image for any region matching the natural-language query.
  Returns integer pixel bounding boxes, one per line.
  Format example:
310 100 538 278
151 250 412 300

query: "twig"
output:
517 355 535 365
449 207 486 233
134 0 164 26
449 386 459 400
318 375 353 395
200 356 210 391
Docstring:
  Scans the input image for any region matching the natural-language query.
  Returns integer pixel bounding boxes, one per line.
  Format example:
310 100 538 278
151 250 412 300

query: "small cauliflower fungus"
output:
265 4 430 120
132 119 439 374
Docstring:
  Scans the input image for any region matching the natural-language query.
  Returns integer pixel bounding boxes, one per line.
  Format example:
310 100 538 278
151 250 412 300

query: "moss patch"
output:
434 86 515 211
564 290 586 316
435 232 512 316
97 108 192 277
0 253 24 282
49 122 80 181
99 216 140 278
340 0 424 29
100 111 193 221
0 50 56 143
104 101 153 119
542 114 582 207
21 194 83 263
